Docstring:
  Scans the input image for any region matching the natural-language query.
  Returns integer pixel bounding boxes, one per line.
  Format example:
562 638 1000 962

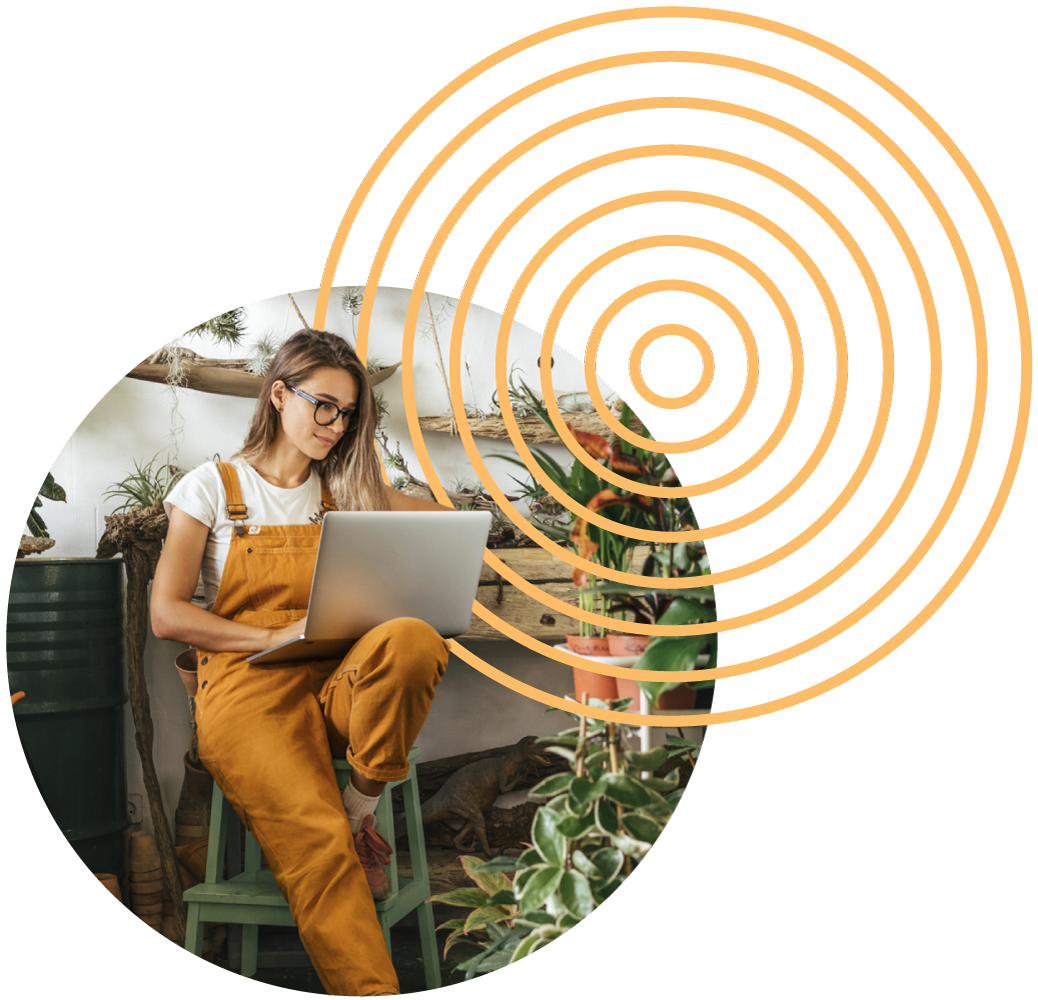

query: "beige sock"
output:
341 779 381 835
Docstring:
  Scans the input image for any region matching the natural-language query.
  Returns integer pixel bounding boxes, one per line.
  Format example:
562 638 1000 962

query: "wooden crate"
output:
457 545 650 643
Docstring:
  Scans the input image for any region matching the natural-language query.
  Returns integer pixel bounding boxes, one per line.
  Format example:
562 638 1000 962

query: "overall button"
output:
201 656 209 665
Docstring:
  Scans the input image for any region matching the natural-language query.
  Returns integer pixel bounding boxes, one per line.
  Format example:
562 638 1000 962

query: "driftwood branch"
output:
417 410 634 443
126 357 401 398
97 507 186 943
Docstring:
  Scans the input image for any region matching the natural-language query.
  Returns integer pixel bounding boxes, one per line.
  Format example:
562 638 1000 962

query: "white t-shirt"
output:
163 458 328 610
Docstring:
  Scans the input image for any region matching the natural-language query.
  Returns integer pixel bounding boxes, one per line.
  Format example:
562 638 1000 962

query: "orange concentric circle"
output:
311 10 1029 727
628 325 714 409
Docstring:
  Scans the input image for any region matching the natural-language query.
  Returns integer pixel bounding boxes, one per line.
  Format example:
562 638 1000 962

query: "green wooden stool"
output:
183 748 440 988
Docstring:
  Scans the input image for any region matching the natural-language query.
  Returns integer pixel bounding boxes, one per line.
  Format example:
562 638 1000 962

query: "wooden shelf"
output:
457 544 652 643
418 411 620 444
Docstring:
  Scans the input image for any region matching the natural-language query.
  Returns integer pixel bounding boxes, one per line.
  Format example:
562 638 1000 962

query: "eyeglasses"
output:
286 385 356 427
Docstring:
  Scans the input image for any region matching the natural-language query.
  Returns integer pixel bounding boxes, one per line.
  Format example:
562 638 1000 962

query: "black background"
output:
8 5 1029 984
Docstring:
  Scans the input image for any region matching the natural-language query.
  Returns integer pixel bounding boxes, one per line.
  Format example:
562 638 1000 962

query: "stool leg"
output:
184 906 204 957
375 788 398 897
416 900 442 990
402 761 441 988
241 924 259 978
382 915 392 955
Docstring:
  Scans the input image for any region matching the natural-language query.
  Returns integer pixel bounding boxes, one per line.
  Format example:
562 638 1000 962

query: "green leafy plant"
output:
431 701 695 977
183 306 248 346
103 454 186 514
585 544 718 705
27 473 67 538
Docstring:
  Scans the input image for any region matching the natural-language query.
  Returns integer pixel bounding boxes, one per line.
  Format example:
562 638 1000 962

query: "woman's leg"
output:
320 617 450 781
197 650 400 997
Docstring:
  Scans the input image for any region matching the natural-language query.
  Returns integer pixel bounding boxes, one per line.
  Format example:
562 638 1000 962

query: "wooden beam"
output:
418 409 641 442
126 359 401 399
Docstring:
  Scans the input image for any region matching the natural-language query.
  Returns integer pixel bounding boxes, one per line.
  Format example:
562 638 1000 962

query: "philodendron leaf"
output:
515 911 557 928
516 848 541 868
592 876 623 905
557 811 597 839
622 746 670 771
621 814 663 845
510 926 563 964
596 797 620 836
518 865 564 912
589 847 624 884
529 772 575 798
601 772 667 810
559 869 595 919
639 770 681 793
513 866 542 895
532 808 566 867
609 831 651 859
567 776 605 816
571 849 597 879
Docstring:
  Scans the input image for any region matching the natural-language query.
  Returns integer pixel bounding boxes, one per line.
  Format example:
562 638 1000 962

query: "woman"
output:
151 328 451 996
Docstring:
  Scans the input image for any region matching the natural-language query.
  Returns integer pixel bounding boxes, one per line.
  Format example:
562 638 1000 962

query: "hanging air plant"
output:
183 306 248 347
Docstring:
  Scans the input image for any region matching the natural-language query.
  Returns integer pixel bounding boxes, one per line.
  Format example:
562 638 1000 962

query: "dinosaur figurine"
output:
409 736 551 856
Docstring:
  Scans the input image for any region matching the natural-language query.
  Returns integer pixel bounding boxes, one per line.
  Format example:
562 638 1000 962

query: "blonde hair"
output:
235 329 389 511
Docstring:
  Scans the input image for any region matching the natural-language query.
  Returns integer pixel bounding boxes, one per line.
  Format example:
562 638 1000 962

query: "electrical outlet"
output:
127 793 143 824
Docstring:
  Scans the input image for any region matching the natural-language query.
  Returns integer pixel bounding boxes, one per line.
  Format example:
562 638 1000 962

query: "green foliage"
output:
430 702 684 978
183 306 248 346
27 472 66 538
103 454 186 514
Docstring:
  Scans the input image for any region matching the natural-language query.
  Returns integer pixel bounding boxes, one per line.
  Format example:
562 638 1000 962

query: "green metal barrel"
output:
7 558 127 879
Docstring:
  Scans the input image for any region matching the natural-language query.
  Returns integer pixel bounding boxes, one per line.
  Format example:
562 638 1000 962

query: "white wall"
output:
33 285 610 832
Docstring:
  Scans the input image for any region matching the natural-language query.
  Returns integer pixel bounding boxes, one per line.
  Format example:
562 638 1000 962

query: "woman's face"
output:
272 366 360 462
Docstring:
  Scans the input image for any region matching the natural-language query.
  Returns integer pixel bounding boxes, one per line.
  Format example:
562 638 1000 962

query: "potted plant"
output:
428 700 695 977
494 382 708 703
17 473 66 557
590 576 717 710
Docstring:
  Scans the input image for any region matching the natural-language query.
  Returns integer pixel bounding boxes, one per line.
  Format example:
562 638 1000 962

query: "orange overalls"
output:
193 462 449 996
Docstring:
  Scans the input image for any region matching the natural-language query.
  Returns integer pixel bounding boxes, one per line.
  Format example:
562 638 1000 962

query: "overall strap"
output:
216 462 248 521
319 477 338 514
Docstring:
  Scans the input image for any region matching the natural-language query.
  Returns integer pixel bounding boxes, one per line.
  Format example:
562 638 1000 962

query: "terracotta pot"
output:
175 647 199 698
607 633 650 657
565 634 610 655
571 666 619 704
657 683 699 711
95 873 122 902
616 678 700 711
564 636 619 702
129 830 160 869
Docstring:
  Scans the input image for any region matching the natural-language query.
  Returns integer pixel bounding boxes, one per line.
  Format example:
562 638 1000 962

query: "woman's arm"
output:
151 506 304 652
384 488 455 512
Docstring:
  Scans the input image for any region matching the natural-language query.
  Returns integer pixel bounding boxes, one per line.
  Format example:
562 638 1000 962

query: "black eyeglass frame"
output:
285 385 356 427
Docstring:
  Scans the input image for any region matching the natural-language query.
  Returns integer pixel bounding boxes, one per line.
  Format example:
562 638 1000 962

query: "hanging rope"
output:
287 291 311 330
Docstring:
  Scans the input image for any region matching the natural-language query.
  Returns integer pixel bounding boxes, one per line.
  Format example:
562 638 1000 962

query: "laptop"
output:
246 510 492 665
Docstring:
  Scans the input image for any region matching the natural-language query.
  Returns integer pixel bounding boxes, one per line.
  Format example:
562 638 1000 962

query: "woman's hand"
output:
152 507 289 653
264 616 307 649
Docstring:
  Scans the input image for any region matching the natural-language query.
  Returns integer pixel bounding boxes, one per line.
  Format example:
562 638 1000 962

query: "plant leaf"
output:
621 814 663 845
589 847 624 884
531 808 566 868
464 906 511 933
429 887 490 908
528 772 575 798
596 797 620 836
517 865 564 912
558 870 594 919
461 855 513 896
